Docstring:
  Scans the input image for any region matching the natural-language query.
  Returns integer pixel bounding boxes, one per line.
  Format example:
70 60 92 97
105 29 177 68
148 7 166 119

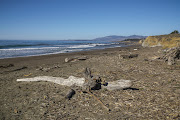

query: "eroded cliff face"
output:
142 34 180 48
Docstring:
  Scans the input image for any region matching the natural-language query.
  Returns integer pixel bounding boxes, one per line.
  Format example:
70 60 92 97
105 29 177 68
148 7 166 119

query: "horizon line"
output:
0 34 149 41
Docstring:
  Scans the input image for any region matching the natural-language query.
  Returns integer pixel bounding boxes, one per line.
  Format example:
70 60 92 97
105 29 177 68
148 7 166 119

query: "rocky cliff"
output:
142 34 180 48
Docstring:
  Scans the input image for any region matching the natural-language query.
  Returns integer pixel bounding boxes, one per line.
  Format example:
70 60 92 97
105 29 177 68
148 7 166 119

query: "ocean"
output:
0 40 126 59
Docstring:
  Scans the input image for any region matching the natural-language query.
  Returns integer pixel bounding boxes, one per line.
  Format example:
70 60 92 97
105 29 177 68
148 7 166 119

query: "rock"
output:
65 89 76 100
102 79 132 91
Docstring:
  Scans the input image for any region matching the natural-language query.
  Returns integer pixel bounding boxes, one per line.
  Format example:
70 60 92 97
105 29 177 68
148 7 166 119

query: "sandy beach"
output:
0 45 180 120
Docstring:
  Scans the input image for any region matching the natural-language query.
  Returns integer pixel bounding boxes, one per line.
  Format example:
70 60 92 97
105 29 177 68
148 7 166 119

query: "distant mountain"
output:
93 35 147 41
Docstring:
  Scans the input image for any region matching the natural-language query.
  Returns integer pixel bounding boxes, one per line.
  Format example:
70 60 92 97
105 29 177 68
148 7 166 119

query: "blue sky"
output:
0 0 180 40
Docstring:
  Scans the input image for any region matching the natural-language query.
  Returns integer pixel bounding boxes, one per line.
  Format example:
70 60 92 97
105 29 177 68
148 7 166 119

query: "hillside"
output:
142 34 180 48
94 35 147 41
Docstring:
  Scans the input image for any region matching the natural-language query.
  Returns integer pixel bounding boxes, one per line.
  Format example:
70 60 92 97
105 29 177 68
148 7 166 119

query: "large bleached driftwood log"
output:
17 75 132 90
17 76 85 87
17 68 133 111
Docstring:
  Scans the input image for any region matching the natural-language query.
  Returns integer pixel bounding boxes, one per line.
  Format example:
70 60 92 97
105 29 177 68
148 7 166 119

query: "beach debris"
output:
17 68 133 111
65 89 76 100
101 79 132 91
86 90 110 111
82 68 110 111
0 64 14 68
168 56 175 65
36 65 60 72
161 47 180 65
145 56 161 61
119 54 138 59
1 66 27 74
17 76 132 90
24 73 32 77
17 76 85 87
82 68 102 91
14 109 21 114
65 56 87 63
149 56 160 60
13 66 27 71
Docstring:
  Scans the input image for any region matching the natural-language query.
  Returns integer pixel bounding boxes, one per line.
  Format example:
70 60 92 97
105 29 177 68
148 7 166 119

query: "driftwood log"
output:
102 80 132 91
82 68 101 91
0 64 14 68
17 76 85 86
82 68 110 111
161 47 180 65
1 66 27 74
36 65 60 72
119 54 138 59
65 56 87 63
17 68 133 111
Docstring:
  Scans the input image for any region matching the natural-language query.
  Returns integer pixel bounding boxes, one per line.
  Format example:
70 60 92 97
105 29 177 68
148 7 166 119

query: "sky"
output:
0 0 180 40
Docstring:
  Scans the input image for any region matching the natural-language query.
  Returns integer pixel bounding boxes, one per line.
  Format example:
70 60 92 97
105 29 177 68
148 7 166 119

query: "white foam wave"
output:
0 47 60 51
0 42 124 59
67 43 107 49
0 48 84 59
67 44 95 49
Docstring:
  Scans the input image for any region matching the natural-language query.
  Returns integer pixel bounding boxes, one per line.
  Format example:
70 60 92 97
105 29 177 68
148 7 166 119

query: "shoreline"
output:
0 45 127 60
0 45 136 66
0 39 125 60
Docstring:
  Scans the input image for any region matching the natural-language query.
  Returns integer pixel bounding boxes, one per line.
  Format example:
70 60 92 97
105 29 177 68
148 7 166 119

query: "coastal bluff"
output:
142 34 180 48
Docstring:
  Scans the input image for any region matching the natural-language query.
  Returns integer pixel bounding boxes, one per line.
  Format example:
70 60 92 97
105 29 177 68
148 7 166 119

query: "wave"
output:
67 45 95 49
53 49 84 53
0 44 50 49
0 40 126 59
0 47 60 51
0 48 84 59
67 43 107 49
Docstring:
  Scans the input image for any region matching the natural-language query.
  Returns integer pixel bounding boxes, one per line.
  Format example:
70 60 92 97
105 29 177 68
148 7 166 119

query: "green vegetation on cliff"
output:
170 30 179 34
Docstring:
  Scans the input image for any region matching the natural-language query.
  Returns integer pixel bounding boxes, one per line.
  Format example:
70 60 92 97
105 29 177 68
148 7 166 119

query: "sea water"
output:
0 40 125 59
